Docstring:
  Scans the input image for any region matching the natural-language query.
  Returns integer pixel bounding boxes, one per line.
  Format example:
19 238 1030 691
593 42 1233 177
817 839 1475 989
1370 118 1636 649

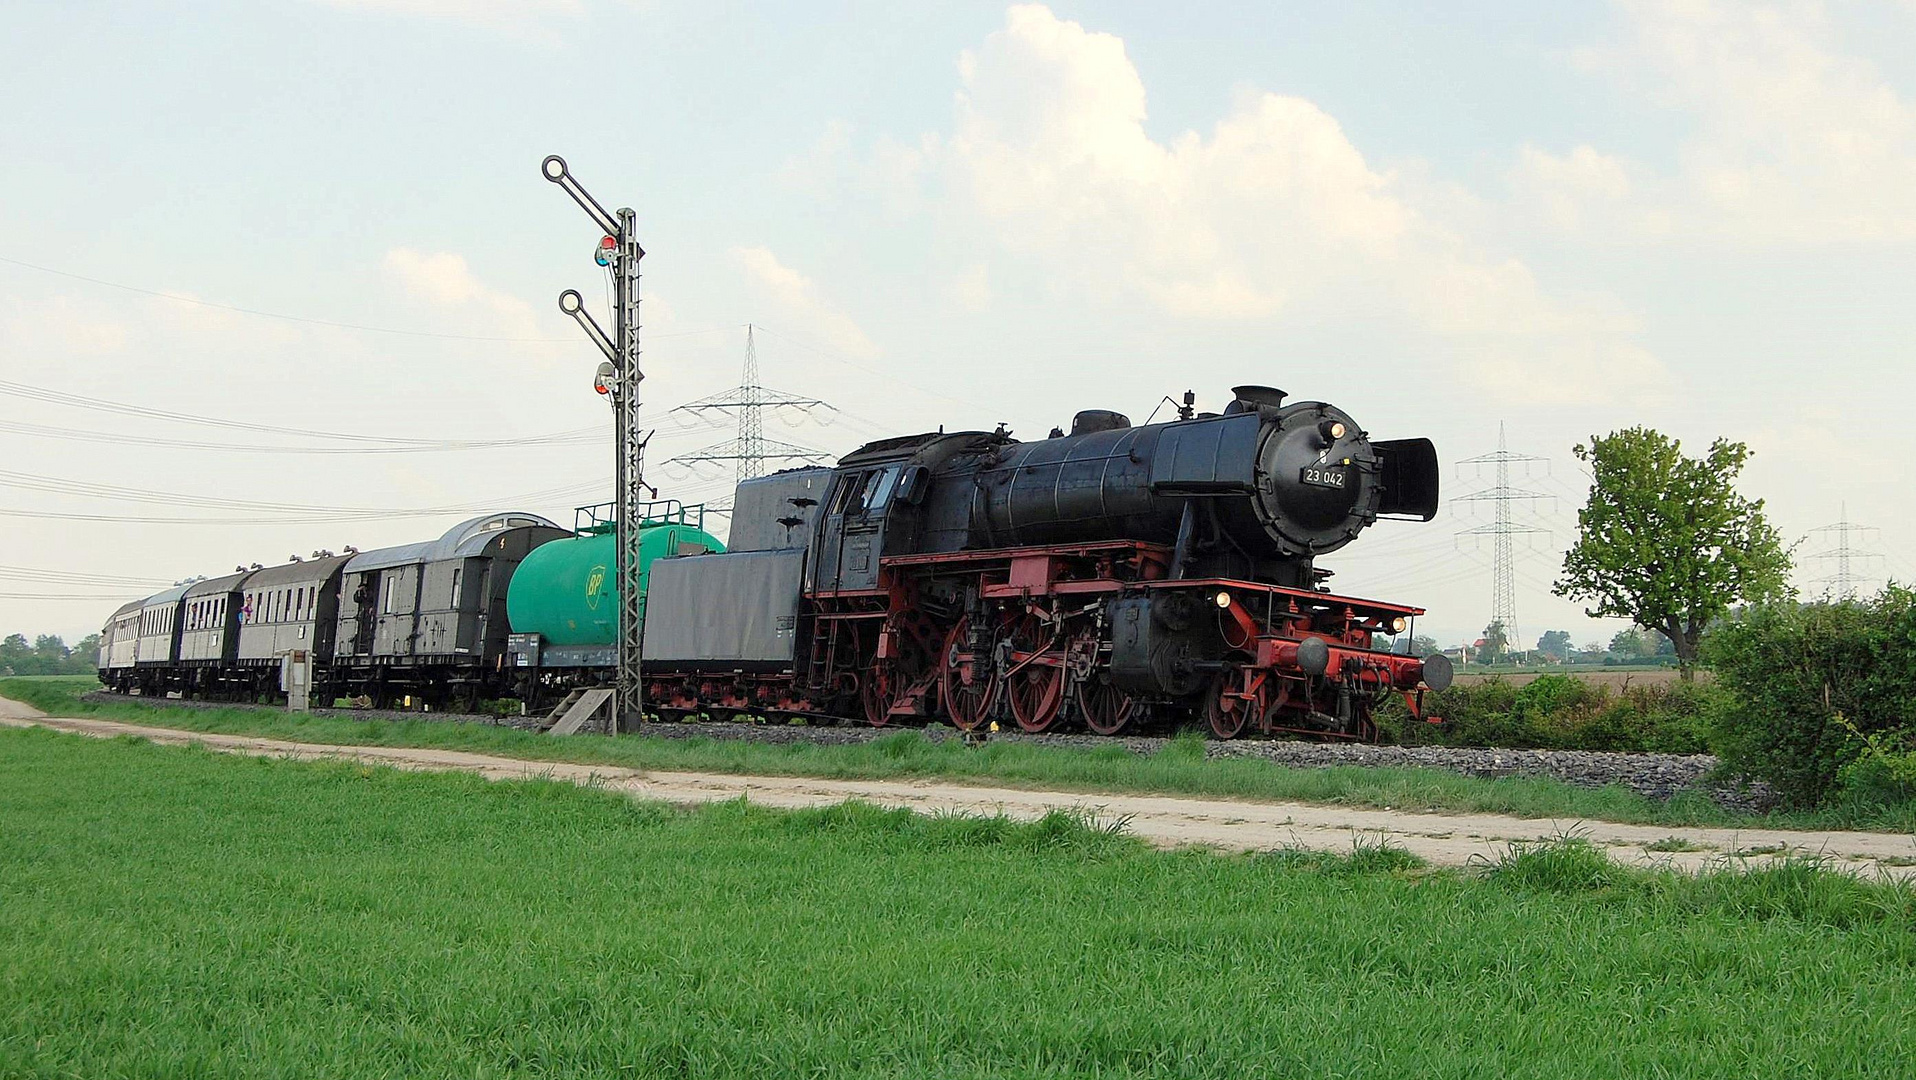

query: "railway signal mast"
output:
544 154 648 733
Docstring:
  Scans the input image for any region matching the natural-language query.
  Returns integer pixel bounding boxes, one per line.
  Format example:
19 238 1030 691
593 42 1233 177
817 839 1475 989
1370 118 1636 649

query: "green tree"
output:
0 633 30 674
1536 630 1573 661
1556 428 1792 679
1609 628 1647 658
1478 620 1510 664
69 633 102 672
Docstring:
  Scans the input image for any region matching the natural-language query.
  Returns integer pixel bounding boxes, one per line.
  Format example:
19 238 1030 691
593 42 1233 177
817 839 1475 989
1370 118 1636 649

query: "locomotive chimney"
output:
1230 385 1286 410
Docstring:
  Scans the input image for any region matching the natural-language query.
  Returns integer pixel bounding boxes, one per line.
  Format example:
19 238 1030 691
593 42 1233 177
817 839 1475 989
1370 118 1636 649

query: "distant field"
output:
1454 667 1704 688
2 727 1913 1078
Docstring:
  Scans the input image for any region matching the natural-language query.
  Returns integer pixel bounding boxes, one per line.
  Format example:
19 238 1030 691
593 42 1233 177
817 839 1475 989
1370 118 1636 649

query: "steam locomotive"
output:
99 385 1451 739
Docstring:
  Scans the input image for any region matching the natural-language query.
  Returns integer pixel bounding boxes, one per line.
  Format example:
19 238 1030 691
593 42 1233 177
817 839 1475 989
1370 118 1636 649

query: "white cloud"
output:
949 263 992 312
382 248 539 341
1516 0 1916 242
733 246 879 360
0 295 130 359
839 4 1664 405
310 0 582 28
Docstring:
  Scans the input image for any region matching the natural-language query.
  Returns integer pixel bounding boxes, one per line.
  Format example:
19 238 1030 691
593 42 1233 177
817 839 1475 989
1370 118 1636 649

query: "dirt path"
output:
5 698 1914 878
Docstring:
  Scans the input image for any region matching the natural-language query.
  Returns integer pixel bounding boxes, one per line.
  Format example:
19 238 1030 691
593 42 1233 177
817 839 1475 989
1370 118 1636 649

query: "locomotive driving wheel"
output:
1076 674 1137 736
940 618 999 732
859 665 893 727
1203 673 1254 740
1003 613 1066 733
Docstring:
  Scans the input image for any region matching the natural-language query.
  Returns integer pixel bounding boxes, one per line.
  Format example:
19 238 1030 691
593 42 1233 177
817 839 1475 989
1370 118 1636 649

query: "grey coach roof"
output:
184 570 254 599
138 584 192 611
341 512 563 573
246 553 353 589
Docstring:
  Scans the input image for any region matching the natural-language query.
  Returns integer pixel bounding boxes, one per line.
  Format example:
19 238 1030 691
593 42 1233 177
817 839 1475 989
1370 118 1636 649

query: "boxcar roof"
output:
246 553 353 588
342 512 562 572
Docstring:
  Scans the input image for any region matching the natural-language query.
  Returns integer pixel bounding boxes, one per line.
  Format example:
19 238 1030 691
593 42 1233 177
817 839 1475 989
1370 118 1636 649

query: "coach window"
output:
382 576 395 616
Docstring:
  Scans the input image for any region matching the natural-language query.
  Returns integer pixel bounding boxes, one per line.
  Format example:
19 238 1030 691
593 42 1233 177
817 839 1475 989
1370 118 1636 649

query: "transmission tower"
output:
1805 504 1883 600
1453 422 1552 653
664 325 834 493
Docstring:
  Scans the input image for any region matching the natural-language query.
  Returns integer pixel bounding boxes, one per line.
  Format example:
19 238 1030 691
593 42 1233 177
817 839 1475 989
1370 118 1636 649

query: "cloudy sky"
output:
4 0 1914 648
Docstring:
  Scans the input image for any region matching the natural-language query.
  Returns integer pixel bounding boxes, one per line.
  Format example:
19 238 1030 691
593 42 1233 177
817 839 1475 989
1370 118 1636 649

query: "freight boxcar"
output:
333 513 568 708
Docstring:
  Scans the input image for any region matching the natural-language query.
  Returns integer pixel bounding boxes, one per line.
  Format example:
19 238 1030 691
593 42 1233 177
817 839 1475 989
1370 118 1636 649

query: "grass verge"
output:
6 675 1913 833
2 727 1913 1078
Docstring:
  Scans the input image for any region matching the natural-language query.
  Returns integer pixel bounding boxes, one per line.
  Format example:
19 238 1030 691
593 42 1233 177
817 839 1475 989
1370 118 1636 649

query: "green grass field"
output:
10 676 1915 834
3 726 1913 1078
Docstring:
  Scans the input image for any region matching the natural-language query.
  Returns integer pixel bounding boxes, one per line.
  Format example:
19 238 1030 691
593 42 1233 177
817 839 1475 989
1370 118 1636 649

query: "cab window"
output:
861 467 901 516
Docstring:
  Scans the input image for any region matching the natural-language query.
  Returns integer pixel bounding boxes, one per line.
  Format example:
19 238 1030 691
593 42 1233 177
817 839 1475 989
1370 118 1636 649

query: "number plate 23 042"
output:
1300 466 1349 490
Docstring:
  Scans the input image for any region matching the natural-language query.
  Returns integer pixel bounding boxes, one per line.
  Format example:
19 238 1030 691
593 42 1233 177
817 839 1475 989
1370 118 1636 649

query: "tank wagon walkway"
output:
5 698 1915 879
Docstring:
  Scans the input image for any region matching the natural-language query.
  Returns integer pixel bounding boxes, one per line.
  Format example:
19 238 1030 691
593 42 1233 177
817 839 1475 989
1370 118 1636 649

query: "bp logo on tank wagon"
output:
584 565 608 610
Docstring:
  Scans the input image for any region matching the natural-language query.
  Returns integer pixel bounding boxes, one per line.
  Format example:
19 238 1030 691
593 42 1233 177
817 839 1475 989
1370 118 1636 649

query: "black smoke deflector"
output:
1374 438 1440 520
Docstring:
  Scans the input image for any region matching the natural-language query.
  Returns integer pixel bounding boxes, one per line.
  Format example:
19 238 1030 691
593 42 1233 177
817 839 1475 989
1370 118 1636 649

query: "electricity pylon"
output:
665 325 834 493
1805 504 1882 600
1454 422 1552 654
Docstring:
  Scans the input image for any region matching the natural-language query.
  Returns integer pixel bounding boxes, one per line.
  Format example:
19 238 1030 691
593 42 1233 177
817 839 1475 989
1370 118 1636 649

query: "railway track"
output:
81 690 1762 806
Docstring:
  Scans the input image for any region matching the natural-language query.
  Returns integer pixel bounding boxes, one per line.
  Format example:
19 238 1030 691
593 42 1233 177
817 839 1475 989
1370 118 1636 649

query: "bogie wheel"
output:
1077 674 1137 736
1204 675 1254 740
940 619 999 732
1004 614 1066 733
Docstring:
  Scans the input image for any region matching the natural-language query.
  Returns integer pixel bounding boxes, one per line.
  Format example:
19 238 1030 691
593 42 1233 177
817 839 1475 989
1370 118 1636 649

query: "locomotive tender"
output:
100 385 1450 739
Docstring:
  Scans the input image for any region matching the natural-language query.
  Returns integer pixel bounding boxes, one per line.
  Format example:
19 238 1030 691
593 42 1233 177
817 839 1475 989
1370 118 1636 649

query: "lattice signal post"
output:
544 155 648 733
1453 423 1552 654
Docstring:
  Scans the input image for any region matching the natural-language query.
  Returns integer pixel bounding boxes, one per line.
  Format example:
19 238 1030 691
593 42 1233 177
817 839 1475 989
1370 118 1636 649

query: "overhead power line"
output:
0 378 741 455
0 469 610 525
0 564 175 587
0 253 576 343
0 253 745 345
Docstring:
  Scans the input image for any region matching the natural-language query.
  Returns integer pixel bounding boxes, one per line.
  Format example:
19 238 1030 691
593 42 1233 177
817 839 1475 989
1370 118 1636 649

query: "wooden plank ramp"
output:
545 688 614 736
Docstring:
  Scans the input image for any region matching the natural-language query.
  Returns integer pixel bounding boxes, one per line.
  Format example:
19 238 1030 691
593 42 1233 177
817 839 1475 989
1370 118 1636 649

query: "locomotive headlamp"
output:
1318 419 1347 443
1391 616 1408 633
1214 590 1233 609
